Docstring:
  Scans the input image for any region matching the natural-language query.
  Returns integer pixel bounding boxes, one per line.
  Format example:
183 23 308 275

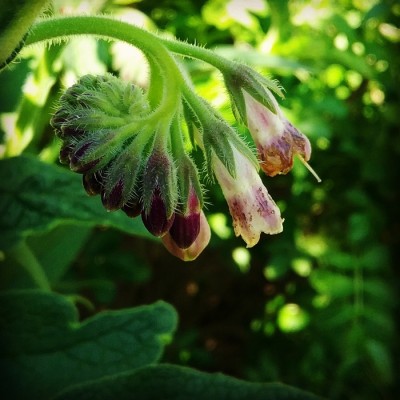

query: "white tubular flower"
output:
213 147 283 247
243 90 313 178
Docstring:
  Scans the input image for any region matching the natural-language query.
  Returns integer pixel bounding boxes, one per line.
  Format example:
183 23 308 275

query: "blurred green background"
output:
1 0 399 399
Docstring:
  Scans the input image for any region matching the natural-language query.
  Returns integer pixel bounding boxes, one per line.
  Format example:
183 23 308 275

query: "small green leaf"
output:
54 364 320 400
0 290 178 400
0 155 153 250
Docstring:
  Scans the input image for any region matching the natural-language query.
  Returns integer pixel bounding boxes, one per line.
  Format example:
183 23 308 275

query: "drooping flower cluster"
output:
52 74 208 260
52 66 317 261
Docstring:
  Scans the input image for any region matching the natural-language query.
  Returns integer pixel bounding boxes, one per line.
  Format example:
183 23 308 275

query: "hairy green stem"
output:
25 16 182 120
160 37 234 72
170 114 186 159
147 54 165 110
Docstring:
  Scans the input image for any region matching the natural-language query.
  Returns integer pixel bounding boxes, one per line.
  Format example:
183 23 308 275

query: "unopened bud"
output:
122 199 142 218
101 179 124 211
142 189 175 237
168 190 201 249
59 142 74 164
70 141 101 173
83 172 103 196
162 211 211 261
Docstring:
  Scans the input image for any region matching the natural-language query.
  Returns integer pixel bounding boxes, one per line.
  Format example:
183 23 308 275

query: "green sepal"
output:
224 74 247 124
176 155 203 214
223 63 284 125
182 98 199 148
142 149 178 218
203 120 236 180
102 140 145 205
68 132 117 173
226 129 259 172
62 111 127 132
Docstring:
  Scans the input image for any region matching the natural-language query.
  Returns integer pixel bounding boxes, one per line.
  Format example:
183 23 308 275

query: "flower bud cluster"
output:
52 65 317 261
52 74 208 260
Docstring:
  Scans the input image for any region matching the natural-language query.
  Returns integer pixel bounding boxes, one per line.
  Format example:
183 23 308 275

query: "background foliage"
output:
1 0 399 399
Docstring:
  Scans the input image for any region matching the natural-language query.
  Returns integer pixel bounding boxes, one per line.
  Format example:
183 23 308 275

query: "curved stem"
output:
8 241 51 291
25 16 182 119
170 114 186 159
147 54 165 110
160 37 235 72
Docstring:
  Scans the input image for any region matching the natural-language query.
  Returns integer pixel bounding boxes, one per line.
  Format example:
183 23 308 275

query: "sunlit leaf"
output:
0 155 153 250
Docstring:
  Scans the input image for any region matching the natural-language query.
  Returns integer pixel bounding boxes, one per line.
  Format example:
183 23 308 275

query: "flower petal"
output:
213 148 283 247
162 211 211 261
243 90 312 177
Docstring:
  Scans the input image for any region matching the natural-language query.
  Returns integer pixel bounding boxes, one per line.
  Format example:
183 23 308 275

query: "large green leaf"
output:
0 290 177 400
0 224 93 291
0 155 153 250
54 364 320 400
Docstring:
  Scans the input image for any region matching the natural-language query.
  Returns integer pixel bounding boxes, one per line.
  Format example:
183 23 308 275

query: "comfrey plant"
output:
2 11 320 261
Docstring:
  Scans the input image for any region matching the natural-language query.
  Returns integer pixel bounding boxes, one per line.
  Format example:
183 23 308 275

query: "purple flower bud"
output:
168 212 201 249
168 190 201 249
142 150 178 221
59 142 74 164
122 200 142 218
70 142 100 173
162 211 211 261
101 179 124 211
82 172 103 196
51 109 69 130
60 126 86 139
141 189 175 237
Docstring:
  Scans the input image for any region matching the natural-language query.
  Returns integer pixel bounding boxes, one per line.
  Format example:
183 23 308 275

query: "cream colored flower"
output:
213 147 283 247
243 91 312 177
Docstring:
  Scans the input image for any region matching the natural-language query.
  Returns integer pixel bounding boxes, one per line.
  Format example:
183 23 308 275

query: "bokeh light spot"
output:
277 303 310 333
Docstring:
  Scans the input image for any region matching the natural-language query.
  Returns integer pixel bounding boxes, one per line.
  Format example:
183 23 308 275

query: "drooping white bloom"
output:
213 147 283 247
243 90 312 177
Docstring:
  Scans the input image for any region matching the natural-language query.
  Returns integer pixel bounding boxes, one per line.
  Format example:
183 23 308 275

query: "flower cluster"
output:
52 65 317 261
52 74 208 260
